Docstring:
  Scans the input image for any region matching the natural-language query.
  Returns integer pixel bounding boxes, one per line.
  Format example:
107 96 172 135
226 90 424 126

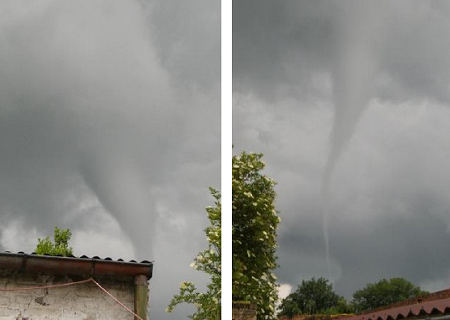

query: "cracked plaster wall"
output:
0 271 134 320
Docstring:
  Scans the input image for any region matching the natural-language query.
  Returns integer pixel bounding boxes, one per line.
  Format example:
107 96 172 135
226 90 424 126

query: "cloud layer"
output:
234 0 450 299
0 1 219 319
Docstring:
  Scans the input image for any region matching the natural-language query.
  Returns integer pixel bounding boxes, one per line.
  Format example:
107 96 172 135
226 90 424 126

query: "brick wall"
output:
232 302 257 320
0 270 135 320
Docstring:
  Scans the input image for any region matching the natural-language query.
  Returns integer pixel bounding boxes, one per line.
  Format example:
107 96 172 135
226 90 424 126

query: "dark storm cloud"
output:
233 0 337 101
0 1 219 319
234 0 450 299
234 0 450 104
146 0 220 90
0 0 176 254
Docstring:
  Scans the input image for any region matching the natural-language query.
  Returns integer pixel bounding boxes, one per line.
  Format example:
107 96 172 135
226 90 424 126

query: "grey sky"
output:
234 0 450 300
0 1 220 319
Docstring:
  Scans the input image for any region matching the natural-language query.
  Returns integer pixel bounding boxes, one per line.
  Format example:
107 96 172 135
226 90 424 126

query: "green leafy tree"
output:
233 151 280 320
35 226 73 256
278 298 302 319
327 297 356 315
167 188 221 320
278 277 342 317
352 278 428 312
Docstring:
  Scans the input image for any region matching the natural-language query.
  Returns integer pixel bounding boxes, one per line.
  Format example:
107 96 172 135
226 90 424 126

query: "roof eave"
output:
0 252 153 279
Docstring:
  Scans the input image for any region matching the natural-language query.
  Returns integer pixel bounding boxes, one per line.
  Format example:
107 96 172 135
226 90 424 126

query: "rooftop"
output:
0 251 153 280
335 288 450 320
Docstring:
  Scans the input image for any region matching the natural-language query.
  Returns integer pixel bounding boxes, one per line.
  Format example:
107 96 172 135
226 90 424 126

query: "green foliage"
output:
233 151 280 320
278 277 344 317
278 298 302 318
167 188 221 320
35 226 73 257
352 277 428 312
278 276 428 318
326 297 355 315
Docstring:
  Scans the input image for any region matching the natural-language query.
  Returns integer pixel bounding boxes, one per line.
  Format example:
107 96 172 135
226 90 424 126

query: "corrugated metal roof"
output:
0 251 153 279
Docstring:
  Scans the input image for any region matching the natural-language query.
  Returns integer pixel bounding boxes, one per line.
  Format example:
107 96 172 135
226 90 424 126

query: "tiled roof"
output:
335 289 450 320
0 251 153 279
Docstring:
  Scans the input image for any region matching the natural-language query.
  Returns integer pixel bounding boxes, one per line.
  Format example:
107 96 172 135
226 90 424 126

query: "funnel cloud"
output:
0 1 219 320
234 0 450 300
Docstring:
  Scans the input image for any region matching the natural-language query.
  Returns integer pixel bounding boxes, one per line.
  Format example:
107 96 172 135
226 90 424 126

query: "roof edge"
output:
0 252 153 279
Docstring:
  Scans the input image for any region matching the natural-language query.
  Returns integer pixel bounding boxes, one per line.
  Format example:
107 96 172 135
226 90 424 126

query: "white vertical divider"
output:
221 0 232 319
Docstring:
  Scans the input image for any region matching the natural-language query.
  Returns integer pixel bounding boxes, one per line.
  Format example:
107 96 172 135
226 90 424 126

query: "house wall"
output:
0 271 135 320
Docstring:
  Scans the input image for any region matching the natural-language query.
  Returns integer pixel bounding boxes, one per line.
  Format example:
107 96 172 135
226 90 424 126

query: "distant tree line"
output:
278 277 429 318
